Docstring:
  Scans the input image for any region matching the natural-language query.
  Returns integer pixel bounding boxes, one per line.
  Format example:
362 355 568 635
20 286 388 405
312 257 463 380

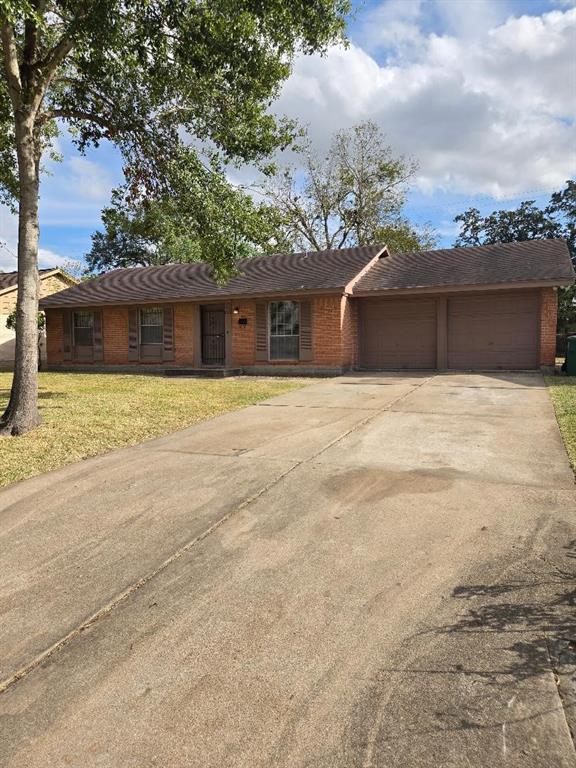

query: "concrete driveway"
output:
0 372 575 767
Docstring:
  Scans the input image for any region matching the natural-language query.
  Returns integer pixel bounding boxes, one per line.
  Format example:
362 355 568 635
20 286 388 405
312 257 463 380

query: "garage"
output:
357 290 541 371
358 297 437 369
447 290 540 370
353 240 575 372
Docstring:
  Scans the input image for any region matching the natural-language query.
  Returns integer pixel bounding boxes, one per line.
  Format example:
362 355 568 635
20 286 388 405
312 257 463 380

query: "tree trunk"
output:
0 116 41 435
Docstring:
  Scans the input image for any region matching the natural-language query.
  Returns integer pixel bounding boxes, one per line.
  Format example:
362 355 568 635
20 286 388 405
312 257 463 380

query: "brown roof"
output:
39 239 574 309
0 268 56 293
40 245 384 308
354 239 574 294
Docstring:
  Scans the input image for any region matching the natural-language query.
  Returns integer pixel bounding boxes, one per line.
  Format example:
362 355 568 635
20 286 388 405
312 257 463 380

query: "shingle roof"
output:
39 240 574 309
40 245 384 308
354 239 574 294
0 268 55 292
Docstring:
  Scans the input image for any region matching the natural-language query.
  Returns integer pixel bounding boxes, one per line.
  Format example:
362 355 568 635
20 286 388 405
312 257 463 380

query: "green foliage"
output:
86 152 290 279
0 0 350 257
263 121 434 252
6 309 45 331
375 220 437 254
454 181 576 328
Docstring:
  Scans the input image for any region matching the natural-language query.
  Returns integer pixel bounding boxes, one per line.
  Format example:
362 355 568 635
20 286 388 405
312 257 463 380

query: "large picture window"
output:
269 301 299 360
140 307 163 344
73 311 94 347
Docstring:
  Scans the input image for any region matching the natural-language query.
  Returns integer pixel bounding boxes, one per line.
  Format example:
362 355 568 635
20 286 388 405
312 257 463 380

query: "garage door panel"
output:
448 291 539 370
359 299 437 369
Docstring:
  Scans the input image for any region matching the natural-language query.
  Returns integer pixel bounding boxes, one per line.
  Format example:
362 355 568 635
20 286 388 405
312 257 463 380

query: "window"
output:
270 301 299 360
73 311 94 346
140 307 163 344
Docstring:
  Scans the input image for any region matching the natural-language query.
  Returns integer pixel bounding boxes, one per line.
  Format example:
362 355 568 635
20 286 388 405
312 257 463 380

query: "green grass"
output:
546 375 576 469
0 372 311 488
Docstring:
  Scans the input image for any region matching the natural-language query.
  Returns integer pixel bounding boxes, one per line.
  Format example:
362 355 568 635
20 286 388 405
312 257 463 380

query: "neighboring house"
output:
40 240 574 374
0 268 77 365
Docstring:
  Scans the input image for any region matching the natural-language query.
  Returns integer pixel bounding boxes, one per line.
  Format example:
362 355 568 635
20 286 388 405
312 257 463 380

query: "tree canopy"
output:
262 121 436 253
85 156 289 277
0 0 350 433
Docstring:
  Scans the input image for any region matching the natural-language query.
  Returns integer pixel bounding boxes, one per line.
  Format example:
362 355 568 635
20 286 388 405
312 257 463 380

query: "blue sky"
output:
0 0 574 270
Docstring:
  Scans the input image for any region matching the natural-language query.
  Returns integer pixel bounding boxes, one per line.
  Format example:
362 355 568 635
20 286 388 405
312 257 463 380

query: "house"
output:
40 240 574 374
0 268 77 365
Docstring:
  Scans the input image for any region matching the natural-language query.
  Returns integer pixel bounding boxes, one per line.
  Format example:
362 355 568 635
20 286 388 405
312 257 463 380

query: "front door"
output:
201 305 226 365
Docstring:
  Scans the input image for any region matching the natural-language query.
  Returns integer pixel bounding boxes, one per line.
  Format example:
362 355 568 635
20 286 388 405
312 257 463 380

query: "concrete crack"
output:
0 375 434 696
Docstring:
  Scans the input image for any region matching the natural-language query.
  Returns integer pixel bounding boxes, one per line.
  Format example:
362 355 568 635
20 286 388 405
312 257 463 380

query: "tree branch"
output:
0 20 22 110
41 108 112 130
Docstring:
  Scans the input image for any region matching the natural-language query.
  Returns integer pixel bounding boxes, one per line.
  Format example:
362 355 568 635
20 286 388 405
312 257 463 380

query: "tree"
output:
85 156 289 276
0 0 349 434
6 307 44 369
454 181 576 329
5 307 44 331
262 121 436 252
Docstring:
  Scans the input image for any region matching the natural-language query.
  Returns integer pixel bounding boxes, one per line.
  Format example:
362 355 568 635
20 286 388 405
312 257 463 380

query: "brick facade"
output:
230 301 256 367
47 303 197 366
230 295 354 370
45 286 562 373
539 287 558 367
46 294 356 371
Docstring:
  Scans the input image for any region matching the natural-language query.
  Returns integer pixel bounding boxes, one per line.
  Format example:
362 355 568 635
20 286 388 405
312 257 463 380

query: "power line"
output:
0 240 17 263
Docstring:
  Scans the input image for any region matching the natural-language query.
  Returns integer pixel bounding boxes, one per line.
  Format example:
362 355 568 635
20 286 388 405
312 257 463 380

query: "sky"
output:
0 0 574 271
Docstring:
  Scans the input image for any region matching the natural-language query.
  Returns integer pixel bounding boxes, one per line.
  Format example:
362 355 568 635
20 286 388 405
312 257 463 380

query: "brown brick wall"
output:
539 287 558 366
341 296 358 368
45 309 64 363
173 303 195 364
102 306 130 364
231 302 256 366
228 295 352 369
46 303 197 366
45 288 564 372
312 296 345 367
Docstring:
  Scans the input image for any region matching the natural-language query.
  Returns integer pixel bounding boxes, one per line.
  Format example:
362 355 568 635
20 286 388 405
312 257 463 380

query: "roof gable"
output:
353 240 575 294
0 268 77 296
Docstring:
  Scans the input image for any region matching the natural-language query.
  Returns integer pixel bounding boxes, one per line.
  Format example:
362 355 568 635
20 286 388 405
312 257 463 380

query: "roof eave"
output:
351 277 574 298
40 284 349 310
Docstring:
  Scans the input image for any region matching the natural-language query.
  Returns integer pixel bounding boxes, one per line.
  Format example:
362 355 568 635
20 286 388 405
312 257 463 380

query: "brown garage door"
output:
359 298 437 369
447 291 539 370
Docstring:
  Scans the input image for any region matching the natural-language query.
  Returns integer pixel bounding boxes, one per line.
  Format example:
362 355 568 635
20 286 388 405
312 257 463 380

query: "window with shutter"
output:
72 311 95 361
269 301 300 360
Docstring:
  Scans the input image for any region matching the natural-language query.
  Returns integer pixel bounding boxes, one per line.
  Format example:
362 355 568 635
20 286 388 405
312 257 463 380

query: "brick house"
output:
0 268 76 365
40 240 574 374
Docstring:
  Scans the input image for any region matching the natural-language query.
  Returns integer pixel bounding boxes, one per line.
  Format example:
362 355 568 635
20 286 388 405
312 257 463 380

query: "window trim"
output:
268 300 300 361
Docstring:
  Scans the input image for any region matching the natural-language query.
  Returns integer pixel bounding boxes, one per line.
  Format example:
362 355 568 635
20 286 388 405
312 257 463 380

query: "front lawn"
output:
0 372 310 488
546 375 576 469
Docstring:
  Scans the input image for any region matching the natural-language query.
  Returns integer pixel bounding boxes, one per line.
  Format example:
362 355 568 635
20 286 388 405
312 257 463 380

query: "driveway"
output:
0 372 575 767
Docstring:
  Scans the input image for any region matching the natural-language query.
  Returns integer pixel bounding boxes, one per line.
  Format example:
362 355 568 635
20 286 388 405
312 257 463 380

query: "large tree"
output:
85 156 289 276
262 121 436 252
454 181 576 329
0 0 348 434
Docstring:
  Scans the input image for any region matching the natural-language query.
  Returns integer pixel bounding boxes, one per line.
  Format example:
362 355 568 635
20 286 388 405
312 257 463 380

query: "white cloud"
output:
273 3 576 198
65 156 115 201
40 149 117 225
0 207 69 272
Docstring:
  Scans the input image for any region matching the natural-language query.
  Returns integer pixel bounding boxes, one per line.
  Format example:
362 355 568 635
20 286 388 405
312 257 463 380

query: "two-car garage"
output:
358 289 541 370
